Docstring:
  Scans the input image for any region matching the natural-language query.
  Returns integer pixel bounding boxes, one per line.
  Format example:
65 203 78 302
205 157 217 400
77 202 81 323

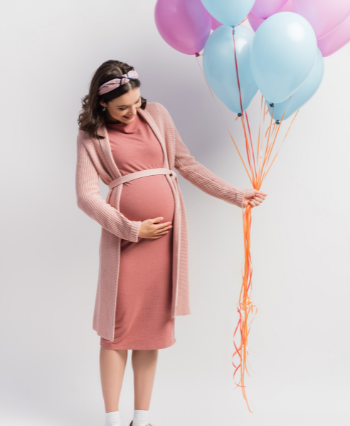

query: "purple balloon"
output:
155 0 212 55
252 0 288 19
318 13 350 57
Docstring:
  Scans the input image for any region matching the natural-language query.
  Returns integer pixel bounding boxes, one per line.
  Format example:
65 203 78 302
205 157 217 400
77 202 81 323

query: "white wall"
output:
1 1 350 425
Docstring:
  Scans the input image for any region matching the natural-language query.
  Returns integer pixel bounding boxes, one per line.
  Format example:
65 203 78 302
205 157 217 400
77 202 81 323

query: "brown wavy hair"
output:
78 60 147 139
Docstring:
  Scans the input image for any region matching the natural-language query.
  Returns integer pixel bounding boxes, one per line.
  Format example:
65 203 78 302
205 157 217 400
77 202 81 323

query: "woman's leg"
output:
100 346 128 412
132 349 159 410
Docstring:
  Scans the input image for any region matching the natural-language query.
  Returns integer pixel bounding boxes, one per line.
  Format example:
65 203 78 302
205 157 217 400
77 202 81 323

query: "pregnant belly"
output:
119 174 175 224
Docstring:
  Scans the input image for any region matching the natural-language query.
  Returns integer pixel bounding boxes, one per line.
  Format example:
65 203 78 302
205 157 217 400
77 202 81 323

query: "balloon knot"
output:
276 120 280 125
195 52 200 57
237 112 242 117
269 103 274 107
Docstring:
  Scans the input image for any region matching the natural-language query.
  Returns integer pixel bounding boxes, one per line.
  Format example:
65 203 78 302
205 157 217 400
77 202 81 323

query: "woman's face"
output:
100 87 142 124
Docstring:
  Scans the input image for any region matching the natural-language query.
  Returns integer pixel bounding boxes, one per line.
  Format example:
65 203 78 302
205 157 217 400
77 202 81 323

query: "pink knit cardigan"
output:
75 102 246 341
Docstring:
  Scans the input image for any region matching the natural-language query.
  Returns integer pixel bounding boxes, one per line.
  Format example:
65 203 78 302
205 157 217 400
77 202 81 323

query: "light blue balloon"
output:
250 12 317 103
203 25 258 114
267 48 324 123
201 0 255 27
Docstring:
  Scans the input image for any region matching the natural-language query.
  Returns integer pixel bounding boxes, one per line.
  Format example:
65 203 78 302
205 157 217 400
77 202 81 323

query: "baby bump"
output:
119 174 175 224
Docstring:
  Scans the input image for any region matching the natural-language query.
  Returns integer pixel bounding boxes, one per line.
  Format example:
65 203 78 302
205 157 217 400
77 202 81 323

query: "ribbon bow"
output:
98 70 139 95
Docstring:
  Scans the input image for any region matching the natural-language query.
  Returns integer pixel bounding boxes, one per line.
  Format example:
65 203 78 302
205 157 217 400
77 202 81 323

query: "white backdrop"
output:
1 1 350 425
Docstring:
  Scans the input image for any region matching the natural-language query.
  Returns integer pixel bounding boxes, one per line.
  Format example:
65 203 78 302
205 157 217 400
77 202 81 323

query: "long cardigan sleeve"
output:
75 134 142 242
158 103 247 209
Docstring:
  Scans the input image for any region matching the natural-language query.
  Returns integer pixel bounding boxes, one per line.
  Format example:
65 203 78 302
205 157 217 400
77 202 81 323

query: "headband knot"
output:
98 70 139 96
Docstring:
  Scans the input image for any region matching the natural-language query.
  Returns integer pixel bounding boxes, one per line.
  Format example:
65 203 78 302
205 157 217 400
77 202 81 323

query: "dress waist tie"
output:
109 167 178 189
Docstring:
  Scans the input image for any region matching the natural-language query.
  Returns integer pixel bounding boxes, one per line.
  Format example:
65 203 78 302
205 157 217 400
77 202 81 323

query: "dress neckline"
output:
105 112 141 135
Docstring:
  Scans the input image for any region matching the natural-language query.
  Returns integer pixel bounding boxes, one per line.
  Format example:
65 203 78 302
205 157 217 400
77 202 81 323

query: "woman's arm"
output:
159 104 247 208
75 135 142 241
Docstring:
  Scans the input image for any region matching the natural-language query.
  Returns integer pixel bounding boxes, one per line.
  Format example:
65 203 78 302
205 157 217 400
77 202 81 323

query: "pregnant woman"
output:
76 60 267 426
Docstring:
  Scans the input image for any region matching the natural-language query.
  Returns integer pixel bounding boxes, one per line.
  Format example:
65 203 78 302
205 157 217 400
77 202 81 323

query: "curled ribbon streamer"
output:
195 42 298 411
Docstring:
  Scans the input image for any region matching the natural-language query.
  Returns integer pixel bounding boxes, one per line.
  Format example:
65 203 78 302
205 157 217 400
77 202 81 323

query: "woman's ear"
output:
99 100 107 108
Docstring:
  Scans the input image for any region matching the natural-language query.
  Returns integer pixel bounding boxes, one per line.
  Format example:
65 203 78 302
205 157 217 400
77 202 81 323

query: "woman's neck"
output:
104 110 123 124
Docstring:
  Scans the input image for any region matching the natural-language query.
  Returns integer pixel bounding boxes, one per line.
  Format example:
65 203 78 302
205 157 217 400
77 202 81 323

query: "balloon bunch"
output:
249 0 350 58
155 0 350 413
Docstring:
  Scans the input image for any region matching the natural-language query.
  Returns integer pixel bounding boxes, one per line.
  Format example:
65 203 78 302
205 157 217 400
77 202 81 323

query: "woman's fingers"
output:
151 228 170 239
253 195 265 202
243 189 268 208
154 222 172 238
252 190 267 200
249 198 262 207
154 221 172 231
157 227 171 235
254 192 267 199
245 189 267 199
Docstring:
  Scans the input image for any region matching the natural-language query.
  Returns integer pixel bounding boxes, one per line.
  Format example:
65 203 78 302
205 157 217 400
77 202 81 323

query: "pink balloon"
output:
318 13 350 57
278 0 293 13
248 0 293 32
251 0 288 19
211 16 222 31
154 0 211 55
293 0 350 39
247 12 264 32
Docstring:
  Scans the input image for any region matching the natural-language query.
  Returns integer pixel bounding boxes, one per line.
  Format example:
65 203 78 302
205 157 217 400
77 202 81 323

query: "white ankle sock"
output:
105 411 121 426
133 409 149 426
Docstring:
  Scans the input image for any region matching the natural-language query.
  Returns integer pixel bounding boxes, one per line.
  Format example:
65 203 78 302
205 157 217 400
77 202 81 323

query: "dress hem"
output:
99 338 176 350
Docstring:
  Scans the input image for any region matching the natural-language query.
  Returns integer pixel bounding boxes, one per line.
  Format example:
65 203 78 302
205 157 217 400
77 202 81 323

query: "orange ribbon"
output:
195 37 298 412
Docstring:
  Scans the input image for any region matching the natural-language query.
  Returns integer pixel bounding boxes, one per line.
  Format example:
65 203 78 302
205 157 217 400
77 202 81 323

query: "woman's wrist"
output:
129 220 142 242
234 187 247 209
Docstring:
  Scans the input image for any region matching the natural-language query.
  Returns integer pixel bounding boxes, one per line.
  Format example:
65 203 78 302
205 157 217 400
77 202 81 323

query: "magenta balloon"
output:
293 0 350 39
155 0 211 55
211 16 222 31
318 13 350 57
248 1 293 32
251 0 288 19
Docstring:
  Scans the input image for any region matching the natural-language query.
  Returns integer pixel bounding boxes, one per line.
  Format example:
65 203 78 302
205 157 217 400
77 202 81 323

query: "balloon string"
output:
231 33 296 412
262 110 299 181
231 29 258 413
231 29 255 181
258 106 277 186
195 50 298 414
283 110 299 142
232 29 244 116
194 56 253 185
195 52 254 412
240 115 255 185
260 97 294 183
257 95 265 175
232 29 258 184
245 111 258 180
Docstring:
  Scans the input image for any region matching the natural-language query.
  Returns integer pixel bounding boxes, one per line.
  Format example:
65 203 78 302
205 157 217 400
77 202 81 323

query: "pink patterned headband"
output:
98 70 139 96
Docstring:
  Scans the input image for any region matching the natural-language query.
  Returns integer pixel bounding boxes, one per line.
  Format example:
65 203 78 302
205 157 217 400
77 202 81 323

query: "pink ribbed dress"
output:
99 112 176 350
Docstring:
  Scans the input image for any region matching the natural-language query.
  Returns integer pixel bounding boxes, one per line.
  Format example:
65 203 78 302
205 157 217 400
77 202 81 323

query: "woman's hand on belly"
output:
138 217 172 239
